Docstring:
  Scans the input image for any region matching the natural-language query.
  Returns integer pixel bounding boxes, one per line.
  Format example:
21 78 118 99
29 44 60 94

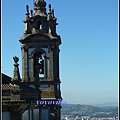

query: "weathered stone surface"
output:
2 0 62 119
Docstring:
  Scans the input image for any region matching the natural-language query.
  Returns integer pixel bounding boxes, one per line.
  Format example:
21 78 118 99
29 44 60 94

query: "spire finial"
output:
36 0 44 2
34 0 47 15
52 9 55 18
48 4 51 14
48 4 51 12
13 56 19 63
48 4 52 18
26 5 30 19
30 10 33 17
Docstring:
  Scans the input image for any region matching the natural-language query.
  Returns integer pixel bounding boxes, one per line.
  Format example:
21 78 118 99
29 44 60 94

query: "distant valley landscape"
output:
61 103 118 118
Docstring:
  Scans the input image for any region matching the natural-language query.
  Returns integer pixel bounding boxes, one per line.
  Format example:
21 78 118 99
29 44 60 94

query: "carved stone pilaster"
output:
21 44 29 82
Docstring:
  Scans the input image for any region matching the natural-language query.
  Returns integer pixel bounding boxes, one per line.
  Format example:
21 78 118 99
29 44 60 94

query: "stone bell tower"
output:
19 0 62 119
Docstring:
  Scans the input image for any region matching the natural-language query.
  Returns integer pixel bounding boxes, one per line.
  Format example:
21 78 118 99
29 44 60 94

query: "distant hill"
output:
92 102 118 107
61 104 118 118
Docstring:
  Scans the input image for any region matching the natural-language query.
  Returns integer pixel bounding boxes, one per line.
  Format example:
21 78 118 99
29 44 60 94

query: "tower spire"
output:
11 56 21 84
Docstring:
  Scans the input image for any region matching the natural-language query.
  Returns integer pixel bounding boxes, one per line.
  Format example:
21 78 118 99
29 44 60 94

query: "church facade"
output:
2 0 62 120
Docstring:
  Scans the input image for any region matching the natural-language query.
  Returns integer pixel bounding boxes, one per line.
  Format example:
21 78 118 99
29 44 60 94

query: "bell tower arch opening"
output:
39 24 42 30
36 20 43 30
34 50 45 78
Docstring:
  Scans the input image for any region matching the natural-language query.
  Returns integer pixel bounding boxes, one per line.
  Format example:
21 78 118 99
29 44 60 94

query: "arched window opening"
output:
34 51 45 78
36 21 42 30
40 24 42 30
35 21 43 30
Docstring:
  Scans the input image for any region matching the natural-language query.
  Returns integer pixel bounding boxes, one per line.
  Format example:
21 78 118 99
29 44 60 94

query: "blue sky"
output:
2 0 118 105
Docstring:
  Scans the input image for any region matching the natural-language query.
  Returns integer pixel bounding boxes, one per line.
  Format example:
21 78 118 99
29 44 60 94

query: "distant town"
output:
61 104 118 120
61 115 118 120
